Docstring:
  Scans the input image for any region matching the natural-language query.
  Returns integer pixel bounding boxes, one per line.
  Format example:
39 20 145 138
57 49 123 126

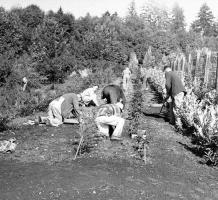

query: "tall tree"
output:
125 0 144 31
191 3 215 36
171 3 186 33
140 0 170 31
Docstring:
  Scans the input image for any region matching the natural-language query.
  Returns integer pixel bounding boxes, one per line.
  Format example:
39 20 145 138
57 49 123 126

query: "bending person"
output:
95 101 125 140
38 93 82 126
101 84 126 108
80 86 99 106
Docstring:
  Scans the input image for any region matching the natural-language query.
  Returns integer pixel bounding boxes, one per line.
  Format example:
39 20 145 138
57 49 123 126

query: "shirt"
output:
165 71 186 97
96 104 122 118
102 85 126 107
61 93 80 119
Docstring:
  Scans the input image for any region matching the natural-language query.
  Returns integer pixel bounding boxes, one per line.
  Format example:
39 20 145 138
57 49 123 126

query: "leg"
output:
96 116 125 138
173 92 184 125
168 101 175 125
123 76 127 91
112 117 125 137
95 116 110 136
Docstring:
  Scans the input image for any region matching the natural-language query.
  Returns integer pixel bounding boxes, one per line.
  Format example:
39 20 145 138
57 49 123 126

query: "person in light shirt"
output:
122 67 131 91
80 86 99 106
95 100 125 141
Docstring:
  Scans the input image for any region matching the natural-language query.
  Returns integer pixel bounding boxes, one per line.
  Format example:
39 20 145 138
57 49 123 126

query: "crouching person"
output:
38 93 82 127
80 86 99 106
95 101 125 140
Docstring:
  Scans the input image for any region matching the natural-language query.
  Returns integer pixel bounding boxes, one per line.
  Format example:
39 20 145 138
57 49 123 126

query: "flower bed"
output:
127 67 148 161
149 69 218 166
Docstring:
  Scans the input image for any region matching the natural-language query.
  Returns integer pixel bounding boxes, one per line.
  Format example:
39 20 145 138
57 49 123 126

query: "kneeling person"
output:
95 101 125 140
39 93 82 126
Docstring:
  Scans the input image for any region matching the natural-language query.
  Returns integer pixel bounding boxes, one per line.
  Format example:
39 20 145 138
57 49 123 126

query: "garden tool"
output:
73 120 84 160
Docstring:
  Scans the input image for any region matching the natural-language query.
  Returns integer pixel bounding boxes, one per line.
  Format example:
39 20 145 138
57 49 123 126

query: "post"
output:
216 53 218 94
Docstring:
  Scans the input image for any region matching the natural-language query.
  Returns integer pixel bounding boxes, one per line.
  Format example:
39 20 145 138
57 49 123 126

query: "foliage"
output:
191 3 216 37
1 2 218 138
149 68 218 166
171 3 186 33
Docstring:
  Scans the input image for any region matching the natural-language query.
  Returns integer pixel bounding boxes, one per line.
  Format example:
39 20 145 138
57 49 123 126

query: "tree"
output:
191 3 215 36
125 0 144 31
31 15 71 83
0 8 25 56
171 3 186 33
140 0 170 31
19 5 44 29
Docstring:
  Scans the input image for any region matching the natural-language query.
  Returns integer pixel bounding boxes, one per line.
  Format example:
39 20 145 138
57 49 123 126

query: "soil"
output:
0 83 218 200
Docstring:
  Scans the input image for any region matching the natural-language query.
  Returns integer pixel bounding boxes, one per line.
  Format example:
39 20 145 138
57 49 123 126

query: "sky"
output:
0 0 218 28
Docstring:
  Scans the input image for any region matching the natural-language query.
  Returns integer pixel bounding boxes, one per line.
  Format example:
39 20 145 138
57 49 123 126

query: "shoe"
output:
110 136 122 141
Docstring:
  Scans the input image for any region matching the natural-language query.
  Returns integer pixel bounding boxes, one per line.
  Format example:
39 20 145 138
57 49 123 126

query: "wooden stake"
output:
216 53 218 94
73 122 84 160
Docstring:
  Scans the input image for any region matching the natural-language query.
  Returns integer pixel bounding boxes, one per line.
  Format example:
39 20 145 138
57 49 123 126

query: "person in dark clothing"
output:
164 65 186 125
101 84 126 108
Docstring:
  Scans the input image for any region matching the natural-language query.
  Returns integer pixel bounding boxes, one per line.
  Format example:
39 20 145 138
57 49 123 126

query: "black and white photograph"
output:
0 0 218 199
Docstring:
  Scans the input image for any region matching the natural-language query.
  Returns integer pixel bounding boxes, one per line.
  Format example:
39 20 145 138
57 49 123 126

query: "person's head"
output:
22 77 28 84
163 65 172 73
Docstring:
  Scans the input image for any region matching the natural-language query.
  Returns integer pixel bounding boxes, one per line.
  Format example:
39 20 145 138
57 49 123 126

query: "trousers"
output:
95 115 125 137
123 75 130 91
168 92 184 125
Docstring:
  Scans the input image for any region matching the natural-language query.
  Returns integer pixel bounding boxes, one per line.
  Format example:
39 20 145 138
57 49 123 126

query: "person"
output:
79 86 99 106
163 65 186 125
122 67 131 91
22 77 28 92
22 77 35 93
101 84 126 108
95 100 125 140
38 93 82 127
140 67 150 90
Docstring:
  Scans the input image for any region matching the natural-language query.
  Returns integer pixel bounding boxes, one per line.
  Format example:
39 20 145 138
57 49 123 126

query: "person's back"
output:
61 93 79 119
97 103 122 118
165 71 186 97
102 85 126 107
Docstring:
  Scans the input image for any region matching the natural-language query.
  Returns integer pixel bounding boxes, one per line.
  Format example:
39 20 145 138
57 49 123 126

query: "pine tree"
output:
191 3 215 36
171 3 186 33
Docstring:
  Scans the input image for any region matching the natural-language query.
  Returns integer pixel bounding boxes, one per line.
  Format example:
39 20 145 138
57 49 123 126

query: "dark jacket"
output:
165 71 186 97
101 85 126 108
61 93 80 119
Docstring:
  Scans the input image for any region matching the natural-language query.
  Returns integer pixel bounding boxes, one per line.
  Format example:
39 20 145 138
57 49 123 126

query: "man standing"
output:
95 100 125 140
122 67 131 91
164 65 186 125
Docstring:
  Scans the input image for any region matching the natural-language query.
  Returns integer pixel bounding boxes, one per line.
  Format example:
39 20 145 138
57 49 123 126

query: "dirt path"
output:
0 85 218 200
